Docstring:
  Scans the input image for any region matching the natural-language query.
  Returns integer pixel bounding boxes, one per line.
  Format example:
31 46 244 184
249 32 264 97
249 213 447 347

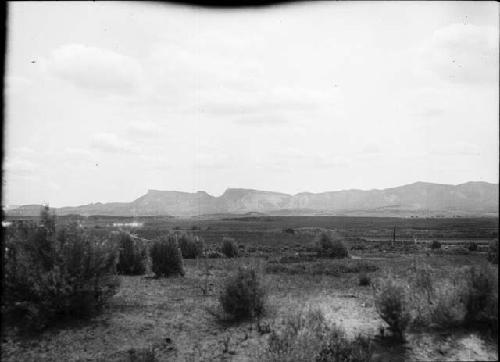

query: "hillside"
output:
4 181 498 217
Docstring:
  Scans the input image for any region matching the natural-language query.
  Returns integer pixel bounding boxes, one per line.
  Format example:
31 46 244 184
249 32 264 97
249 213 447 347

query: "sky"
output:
3 1 499 207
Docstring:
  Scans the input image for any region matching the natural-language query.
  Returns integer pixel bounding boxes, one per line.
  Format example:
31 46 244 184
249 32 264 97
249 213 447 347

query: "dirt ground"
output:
2 254 498 361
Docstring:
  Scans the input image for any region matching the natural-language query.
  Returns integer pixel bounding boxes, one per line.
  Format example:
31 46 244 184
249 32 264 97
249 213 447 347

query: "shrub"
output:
468 242 478 252
116 232 146 275
283 228 295 234
3 210 119 332
178 234 204 259
359 272 371 286
430 280 465 329
315 231 349 258
408 265 436 326
463 265 498 329
488 239 498 264
265 309 372 362
219 266 265 321
221 237 239 258
430 240 441 249
150 236 184 277
374 276 411 341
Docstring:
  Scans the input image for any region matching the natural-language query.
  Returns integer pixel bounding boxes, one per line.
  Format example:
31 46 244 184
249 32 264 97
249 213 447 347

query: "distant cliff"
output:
5 181 498 217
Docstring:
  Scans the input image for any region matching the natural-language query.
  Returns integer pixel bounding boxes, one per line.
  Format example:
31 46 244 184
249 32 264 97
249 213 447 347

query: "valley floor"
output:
2 253 498 361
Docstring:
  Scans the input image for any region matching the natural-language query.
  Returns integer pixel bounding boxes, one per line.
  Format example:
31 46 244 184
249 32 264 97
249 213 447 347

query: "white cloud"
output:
48 44 144 94
90 133 138 153
361 144 382 155
428 142 481 157
4 158 38 177
126 121 161 138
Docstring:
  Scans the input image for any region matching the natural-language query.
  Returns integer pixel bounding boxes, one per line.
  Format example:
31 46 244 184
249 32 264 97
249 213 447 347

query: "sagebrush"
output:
116 232 147 275
374 275 411 341
315 231 349 258
178 234 204 259
219 266 265 321
221 237 239 258
3 207 119 332
150 236 185 277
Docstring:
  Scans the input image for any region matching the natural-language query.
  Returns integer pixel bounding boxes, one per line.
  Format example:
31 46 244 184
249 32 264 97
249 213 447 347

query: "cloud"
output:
48 44 143 94
361 143 382 155
194 86 335 128
416 108 445 118
428 142 481 156
195 153 232 169
126 121 161 138
90 133 138 153
419 23 498 85
4 158 38 177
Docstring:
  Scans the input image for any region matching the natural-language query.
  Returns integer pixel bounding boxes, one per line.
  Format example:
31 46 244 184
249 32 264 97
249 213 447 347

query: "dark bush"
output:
468 242 478 252
315 231 349 258
374 276 411 341
488 239 498 264
463 265 498 329
178 234 204 259
430 280 465 329
116 232 146 275
150 236 184 277
219 266 265 321
3 208 119 332
283 228 295 234
221 237 239 258
430 240 441 249
359 272 371 286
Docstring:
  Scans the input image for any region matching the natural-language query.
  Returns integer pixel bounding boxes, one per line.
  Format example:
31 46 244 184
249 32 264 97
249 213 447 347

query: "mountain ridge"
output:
4 181 498 217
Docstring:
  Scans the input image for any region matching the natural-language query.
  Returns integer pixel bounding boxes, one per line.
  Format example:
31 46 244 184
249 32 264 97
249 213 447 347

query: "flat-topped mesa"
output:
5 181 498 217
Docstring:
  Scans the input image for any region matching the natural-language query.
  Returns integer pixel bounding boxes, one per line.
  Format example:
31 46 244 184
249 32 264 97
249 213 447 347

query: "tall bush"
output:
221 237 239 258
3 210 119 332
150 236 184 277
178 234 204 259
488 239 498 264
116 232 146 275
374 276 411 341
316 231 349 258
430 240 441 250
219 266 265 321
463 265 498 329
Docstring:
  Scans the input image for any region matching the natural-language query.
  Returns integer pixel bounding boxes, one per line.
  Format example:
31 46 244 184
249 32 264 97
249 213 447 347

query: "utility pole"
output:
392 225 396 246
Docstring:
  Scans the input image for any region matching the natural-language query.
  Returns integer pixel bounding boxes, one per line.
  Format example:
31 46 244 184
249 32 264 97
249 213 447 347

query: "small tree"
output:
219 266 266 321
116 232 146 275
221 237 239 258
150 236 184 277
316 231 348 258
